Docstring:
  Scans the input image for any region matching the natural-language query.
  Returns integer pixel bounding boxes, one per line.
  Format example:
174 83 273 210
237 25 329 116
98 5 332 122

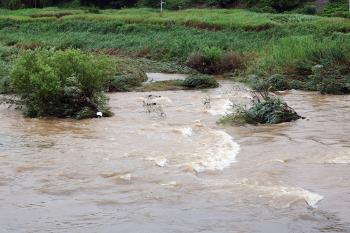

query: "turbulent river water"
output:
0 78 350 233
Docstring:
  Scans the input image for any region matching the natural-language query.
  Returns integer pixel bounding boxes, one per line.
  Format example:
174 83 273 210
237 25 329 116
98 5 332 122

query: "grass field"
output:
0 7 349 93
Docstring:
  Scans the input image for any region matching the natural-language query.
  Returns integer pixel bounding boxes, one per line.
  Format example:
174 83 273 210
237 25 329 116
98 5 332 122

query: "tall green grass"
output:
0 7 349 79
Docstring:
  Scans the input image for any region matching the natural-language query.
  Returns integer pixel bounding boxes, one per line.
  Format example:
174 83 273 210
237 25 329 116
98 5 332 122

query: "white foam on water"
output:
161 181 177 186
243 182 324 208
324 156 350 164
189 130 240 173
323 150 350 164
139 96 172 105
206 99 233 116
147 156 167 167
119 173 132 181
179 127 193 137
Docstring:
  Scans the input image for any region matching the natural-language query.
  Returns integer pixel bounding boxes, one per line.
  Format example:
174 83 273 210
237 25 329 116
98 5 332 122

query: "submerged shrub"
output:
220 96 301 125
182 75 219 89
10 49 115 119
245 97 300 124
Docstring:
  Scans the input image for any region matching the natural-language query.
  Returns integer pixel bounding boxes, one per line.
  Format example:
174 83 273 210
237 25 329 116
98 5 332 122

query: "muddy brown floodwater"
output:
0 79 350 233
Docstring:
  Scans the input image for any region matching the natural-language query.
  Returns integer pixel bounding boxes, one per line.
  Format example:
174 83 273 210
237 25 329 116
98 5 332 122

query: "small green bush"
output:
302 5 317 15
186 48 245 75
86 7 101 14
107 75 142 92
267 74 291 91
249 74 291 92
11 49 115 119
182 74 219 89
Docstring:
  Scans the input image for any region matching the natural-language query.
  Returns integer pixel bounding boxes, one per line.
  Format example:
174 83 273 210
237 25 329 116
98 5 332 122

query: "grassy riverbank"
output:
0 7 349 93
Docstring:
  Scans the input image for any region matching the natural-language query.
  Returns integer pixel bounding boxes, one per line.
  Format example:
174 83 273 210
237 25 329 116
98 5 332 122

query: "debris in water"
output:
96 112 103 118
203 96 211 110
141 95 167 118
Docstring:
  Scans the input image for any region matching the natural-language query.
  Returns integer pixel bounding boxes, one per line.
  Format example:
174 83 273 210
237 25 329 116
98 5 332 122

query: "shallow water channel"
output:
0 78 350 233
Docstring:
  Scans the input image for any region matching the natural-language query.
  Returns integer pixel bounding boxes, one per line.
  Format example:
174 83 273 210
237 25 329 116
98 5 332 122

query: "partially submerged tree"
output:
7 49 115 119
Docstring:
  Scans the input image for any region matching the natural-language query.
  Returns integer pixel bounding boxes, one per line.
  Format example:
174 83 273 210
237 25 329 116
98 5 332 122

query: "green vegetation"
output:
220 95 301 125
139 75 218 92
0 0 312 12
186 47 245 74
9 49 115 119
322 0 350 18
139 80 185 92
0 7 348 97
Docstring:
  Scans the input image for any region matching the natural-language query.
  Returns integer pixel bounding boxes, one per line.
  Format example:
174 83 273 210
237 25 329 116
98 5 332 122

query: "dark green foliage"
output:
0 0 310 11
322 0 350 18
0 75 13 94
318 78 350 95
249 74 291 92
182 74 219 89
266 74 290 91
301 5 317 15
10 49 115 119
86 7 100 14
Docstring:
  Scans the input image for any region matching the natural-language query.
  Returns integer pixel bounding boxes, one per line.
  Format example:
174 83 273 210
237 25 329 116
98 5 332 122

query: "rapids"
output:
0 79 350 232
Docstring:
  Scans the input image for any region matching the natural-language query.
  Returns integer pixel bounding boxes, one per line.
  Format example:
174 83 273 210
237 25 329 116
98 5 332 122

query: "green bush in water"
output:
182 75 219 89
246 97 300 124
220 96 300 125
10 49 115 119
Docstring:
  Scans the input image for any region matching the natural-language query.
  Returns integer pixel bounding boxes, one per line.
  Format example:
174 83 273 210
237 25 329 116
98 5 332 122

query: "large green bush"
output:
11 49 115 119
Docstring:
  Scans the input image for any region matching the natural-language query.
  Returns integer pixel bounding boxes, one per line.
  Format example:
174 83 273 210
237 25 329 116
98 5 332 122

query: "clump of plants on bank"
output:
182 74 219 89
186 47 246 75
248 64 350 95
139 74 218 91
6 49 115 119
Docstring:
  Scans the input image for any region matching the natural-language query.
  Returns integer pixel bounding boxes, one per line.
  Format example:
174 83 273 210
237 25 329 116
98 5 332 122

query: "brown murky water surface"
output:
0 80 350 233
